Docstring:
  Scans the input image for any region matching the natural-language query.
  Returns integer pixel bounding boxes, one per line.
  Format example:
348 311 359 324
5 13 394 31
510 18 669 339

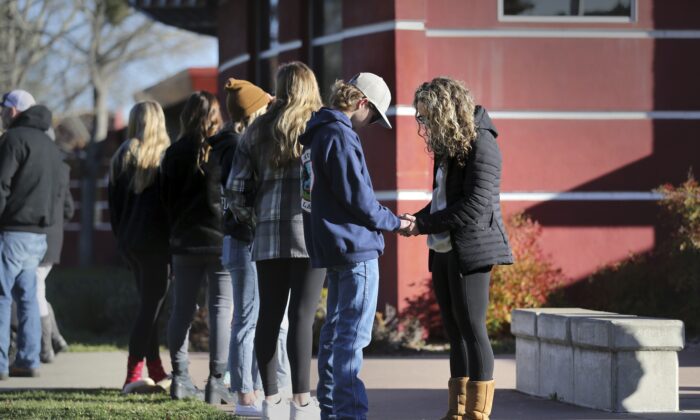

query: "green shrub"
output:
657 173 700 251
565 173 700 334
403 214 565 338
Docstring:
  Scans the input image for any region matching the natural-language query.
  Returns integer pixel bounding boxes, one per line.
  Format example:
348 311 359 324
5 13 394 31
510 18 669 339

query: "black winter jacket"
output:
108 141 169 254
42 161 75 264
206 126 253 242
414 106 514 274
0 106 65 233
160 134 224 254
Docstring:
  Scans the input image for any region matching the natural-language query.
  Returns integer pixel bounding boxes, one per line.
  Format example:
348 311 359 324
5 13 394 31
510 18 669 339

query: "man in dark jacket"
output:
0 101 63 378
300 73 410 420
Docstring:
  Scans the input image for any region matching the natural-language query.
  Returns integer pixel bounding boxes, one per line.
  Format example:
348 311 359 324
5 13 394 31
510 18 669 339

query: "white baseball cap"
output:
1 90 36 112
348 73 392 129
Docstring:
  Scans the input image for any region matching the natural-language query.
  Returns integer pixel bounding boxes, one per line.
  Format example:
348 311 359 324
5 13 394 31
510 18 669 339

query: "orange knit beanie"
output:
224 78 269 122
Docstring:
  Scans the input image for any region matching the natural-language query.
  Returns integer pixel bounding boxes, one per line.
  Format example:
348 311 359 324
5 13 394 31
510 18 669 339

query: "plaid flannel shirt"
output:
225 133 308 261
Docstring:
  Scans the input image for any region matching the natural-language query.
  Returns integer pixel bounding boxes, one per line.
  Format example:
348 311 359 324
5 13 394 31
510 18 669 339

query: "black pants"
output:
255 258 325 395
432 251 494 381
123 250 170 361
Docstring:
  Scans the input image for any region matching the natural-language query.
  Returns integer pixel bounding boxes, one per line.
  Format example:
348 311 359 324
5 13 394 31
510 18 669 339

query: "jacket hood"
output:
475 105 498 138
207 124 239 152
10 105 52 132
300 108 351 146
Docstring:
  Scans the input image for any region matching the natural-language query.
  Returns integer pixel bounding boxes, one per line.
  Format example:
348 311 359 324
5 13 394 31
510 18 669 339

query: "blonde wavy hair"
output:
112 101 170 193
232 105 267 135
328 80 364 112
178 91 222 173
413 77 477 167
247 61 322 168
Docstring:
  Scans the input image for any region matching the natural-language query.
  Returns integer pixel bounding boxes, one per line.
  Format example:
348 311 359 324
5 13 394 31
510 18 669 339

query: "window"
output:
500 0 635 22
311 0 342 102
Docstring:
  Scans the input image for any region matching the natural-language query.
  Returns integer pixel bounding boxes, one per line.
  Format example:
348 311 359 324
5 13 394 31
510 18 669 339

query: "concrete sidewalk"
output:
2 346 699 419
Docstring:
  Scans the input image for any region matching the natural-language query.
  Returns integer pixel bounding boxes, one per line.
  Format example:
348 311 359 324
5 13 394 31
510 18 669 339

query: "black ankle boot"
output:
170 374 204 401
205 375 236 405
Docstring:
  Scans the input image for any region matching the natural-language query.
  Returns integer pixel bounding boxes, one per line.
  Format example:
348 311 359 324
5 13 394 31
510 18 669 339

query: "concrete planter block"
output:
615 350 679 412
515 337 540 395
539 341 574 402
511 308 685 413
570 316 684 351
573 347 613 410
538 309 614 344
511 308 589 338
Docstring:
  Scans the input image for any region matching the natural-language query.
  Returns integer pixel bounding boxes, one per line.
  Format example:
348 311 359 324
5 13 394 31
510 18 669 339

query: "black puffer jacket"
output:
414 106 514 273
160 134 223 254
206 126 253 242
108 141 169 254
0 105 64 233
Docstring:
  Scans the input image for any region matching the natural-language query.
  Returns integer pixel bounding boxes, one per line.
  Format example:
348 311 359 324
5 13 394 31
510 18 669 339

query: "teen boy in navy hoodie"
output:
300 73 411 420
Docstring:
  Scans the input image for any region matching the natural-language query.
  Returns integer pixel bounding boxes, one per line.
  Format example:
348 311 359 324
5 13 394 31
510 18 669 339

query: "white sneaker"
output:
235 399 263 417
290 398 321 420
262 398 291 420
122 377 156 394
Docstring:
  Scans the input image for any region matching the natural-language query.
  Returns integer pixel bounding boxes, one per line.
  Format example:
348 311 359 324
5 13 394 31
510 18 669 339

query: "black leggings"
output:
432 251 494 381
255 258 325 395
123 250 170 361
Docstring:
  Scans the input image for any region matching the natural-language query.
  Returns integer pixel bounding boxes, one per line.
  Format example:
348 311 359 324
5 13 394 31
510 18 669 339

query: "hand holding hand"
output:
397 214 418 237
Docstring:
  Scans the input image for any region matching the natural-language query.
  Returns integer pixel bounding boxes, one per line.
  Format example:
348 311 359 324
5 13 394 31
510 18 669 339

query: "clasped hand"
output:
397 213 418 237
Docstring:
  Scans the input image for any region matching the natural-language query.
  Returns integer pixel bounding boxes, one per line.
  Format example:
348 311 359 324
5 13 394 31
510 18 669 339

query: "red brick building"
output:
132 0 700 311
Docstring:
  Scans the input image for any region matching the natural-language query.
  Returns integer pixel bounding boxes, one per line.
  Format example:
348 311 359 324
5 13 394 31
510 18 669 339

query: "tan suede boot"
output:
440 377 468 420
464 380 495 420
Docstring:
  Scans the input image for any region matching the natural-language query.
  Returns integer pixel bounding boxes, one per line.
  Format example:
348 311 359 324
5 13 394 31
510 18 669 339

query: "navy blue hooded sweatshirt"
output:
300 108 400 268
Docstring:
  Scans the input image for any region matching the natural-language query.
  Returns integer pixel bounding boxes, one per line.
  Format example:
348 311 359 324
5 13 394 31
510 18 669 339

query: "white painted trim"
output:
500 192 663 201
490 111 700 120
374 190 664 202
376 190 432 201
386 105 417 117
388 106 700 121
259 39 303 60
497 0 637 24
311 20 425 47
426 28 700 39
219 53 251 72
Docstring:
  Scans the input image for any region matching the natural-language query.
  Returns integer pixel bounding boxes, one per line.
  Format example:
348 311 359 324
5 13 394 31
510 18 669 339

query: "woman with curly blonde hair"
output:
109 101 171 394
402 77 513 420
227 61 326 420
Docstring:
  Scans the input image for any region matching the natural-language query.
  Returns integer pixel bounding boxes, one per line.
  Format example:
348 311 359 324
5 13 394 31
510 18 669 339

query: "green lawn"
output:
0 389 236 419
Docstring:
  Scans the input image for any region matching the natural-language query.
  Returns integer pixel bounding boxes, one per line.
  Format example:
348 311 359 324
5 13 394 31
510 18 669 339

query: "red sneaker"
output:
147 358 169 383
122 356 155 394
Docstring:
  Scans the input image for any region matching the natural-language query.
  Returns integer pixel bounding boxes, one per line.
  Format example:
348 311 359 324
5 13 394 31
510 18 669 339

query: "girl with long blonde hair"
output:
402 78 513 420
160 91 234 403
108 101 172 394
227 61 326 419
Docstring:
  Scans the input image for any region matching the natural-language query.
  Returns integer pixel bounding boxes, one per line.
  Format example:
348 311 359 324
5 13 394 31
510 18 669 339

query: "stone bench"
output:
511 308 685 412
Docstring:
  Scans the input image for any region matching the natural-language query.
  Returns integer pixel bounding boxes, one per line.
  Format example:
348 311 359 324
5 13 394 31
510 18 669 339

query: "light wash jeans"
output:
317 259 379 420
35 264 52 317
222 236 291 393
168 254 233 377
0 232 47 373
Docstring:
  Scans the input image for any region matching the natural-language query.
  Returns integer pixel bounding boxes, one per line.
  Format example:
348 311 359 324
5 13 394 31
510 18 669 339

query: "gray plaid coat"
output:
225 133 308 262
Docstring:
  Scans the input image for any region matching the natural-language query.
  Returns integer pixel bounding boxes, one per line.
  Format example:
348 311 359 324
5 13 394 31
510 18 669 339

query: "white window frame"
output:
498 0 638 23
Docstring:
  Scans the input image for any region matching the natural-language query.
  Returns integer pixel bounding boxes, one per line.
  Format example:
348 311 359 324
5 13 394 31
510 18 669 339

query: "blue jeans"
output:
0 232 47 373
222 236 291 393
168 254 232 376
317 259 379 420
